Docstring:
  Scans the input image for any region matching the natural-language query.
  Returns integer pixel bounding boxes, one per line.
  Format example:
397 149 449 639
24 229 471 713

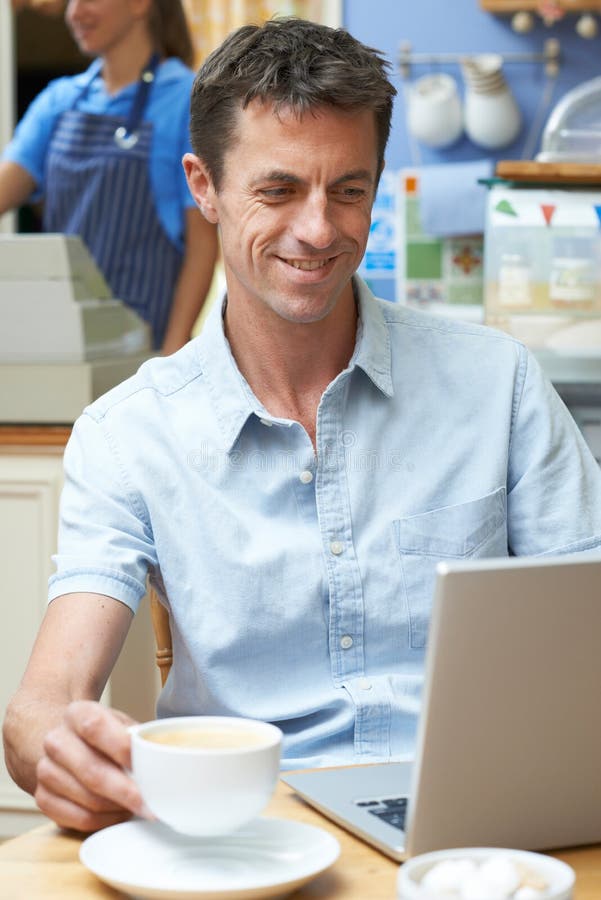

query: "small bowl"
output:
397 847 575 899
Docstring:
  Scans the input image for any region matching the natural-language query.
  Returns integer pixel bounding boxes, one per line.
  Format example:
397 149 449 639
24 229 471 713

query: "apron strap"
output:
114 52 161 149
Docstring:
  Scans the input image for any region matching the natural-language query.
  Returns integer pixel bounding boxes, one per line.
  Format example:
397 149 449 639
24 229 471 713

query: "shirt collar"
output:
350 276 394 398
194 297 258 451
193 275 393 453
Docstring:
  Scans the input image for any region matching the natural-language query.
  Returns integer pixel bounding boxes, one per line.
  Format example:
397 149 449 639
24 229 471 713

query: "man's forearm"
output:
3 592 134 795
2 594 137 829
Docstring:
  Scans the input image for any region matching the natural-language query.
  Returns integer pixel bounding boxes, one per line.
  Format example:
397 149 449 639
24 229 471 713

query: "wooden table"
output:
1 779 601 899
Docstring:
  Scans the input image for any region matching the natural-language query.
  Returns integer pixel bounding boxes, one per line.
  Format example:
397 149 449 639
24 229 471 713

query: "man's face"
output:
185 100 379 326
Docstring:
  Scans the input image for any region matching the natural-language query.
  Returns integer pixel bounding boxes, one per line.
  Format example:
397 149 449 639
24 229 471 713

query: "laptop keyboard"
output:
355 796 408 831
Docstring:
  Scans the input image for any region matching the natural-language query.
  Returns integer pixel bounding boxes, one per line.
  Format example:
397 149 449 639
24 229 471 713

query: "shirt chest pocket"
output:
392 488 507 649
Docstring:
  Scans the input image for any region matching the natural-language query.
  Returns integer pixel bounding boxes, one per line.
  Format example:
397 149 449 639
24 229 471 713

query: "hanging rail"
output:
398 38 561 79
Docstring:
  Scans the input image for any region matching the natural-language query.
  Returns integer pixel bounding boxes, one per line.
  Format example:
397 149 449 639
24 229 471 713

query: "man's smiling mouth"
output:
283 258 333 270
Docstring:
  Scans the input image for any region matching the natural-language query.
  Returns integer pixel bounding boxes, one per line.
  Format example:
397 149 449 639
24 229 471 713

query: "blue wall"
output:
344 0 601 169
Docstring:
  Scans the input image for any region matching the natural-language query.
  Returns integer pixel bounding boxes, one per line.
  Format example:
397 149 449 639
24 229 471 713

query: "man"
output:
4 18 601 834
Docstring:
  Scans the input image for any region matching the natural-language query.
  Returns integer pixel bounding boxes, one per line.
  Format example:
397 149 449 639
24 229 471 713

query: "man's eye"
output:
259 187 292 198
335 187 366 200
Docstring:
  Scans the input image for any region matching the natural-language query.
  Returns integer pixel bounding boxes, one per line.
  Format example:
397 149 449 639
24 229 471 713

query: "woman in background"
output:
1 0 218 353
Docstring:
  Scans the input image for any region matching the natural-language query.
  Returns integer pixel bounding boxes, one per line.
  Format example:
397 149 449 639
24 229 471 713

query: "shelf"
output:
495 160 601 183
480 1 601 12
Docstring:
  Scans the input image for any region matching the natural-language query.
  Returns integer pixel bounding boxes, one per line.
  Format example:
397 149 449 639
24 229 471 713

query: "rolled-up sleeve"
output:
507 346 601 555
48 412 157 611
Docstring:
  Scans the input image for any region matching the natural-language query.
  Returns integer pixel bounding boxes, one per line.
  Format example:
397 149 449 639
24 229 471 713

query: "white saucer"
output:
80 816 340 900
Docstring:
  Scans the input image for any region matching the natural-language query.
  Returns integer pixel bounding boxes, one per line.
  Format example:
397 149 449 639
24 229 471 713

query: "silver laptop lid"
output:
406 552 601 856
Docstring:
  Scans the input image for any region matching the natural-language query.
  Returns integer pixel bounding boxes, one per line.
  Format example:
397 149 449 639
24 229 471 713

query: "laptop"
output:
282 553 601 860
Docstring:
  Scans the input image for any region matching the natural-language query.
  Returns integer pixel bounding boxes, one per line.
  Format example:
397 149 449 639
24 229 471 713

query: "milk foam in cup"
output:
129 716 283 836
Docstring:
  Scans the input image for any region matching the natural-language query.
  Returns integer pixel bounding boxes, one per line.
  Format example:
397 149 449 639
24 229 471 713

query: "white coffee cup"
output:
129 716 283 836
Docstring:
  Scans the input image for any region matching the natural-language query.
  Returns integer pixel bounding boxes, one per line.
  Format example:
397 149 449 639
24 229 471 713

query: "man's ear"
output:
182 153 219 224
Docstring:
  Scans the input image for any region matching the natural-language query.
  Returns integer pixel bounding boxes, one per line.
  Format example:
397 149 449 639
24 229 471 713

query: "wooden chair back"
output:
149 585 173 686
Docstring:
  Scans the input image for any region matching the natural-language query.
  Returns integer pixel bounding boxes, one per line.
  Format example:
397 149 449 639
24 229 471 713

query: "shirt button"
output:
330 540 344 555
340 635 354 650
358 678 372 691
299 470 313 484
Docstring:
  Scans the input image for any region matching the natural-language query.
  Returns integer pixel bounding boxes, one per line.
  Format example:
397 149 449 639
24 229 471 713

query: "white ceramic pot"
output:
406 73 464 148
462 55 521 149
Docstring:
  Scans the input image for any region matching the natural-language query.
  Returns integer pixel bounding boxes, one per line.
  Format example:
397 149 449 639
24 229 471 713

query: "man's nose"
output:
293 196 337 250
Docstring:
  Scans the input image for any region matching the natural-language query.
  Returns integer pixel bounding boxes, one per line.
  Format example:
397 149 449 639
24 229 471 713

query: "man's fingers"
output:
31 700 148 832
36 754 125 815
42 729 143 816
65 700 137 769
41 715 143 816
34 780 133 833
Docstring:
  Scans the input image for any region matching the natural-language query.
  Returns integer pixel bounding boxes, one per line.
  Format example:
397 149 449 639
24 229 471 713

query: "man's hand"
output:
34 701 149 833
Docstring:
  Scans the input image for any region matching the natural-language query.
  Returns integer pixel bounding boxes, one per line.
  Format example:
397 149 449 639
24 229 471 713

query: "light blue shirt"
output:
2 58 195 251
49 277 601 768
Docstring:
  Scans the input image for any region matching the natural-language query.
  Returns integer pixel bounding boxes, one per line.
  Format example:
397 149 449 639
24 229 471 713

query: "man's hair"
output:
189 17 397 190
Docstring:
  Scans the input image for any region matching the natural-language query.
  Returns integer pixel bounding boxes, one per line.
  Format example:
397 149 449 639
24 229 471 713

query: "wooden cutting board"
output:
495 161 601 185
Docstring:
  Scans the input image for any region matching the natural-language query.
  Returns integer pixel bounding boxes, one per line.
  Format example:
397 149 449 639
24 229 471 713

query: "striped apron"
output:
43 56 183 349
